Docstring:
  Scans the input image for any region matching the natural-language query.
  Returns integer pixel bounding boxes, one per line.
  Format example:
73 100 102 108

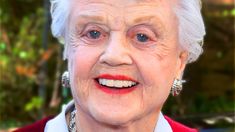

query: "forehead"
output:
70 0 177 6
69 0 177 28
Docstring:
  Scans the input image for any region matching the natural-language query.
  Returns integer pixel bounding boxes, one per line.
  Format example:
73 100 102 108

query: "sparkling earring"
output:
62 71 70 88
171 79 186 96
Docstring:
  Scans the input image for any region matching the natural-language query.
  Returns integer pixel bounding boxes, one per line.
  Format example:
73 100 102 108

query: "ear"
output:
175 50 188 79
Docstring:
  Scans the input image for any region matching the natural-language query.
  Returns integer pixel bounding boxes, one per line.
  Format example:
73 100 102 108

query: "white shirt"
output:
45 100 172 132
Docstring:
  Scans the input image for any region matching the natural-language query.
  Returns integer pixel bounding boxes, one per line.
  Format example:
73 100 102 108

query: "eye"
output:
136 33 149 42
87 30 101 39
128 26 157 45
79 25 108 44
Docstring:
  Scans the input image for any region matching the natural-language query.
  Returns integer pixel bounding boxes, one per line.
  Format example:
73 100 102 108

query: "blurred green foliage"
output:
24 96 43 112
0 0 234 130
0 0 62 129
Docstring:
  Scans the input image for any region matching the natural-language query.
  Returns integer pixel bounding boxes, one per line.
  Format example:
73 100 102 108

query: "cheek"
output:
68 47 101 97
137 52 177 87
70 47 100 78
140 61 175 97
135 51 178 103
137 58 177 111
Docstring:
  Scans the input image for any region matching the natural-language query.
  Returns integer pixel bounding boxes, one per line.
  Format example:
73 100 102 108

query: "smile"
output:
94 74 139 94
98 79 137 88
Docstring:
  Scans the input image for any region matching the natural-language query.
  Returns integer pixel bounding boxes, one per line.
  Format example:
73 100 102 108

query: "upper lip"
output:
95 74 138 82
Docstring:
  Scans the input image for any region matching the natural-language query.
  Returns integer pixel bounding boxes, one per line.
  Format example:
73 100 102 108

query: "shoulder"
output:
13 116 54 132
164 116 198 132
14 101 75 132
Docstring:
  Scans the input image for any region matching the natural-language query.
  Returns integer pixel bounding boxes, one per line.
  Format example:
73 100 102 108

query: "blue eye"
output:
136 33 149 42
88 30 101 39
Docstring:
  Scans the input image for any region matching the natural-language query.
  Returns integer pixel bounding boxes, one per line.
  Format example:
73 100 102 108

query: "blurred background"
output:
0 0 234 131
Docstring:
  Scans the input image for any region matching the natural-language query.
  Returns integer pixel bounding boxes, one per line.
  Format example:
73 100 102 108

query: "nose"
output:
99 32 133 66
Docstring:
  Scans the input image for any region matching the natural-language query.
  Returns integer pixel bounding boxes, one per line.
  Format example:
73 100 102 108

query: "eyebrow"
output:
77 14 105 22
127 15 164 30
132 15 156 24
73 13 165 32
71 12 109 27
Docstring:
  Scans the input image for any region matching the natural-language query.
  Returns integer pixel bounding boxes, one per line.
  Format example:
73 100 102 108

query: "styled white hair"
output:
50 0 69 42
49 0 205 63
175 0 206 63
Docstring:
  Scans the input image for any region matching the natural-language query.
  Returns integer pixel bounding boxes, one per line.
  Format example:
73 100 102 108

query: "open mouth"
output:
96 78 138 89
94 74 139 94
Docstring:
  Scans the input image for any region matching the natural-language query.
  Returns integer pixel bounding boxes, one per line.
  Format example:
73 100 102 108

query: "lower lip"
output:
94 81 137 94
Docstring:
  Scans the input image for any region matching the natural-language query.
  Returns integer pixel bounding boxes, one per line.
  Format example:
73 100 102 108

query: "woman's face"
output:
67 0 187 126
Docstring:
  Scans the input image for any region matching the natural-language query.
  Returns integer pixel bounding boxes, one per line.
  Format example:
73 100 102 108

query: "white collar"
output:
45 100 172 132
44 100 74 132
155 112 173 132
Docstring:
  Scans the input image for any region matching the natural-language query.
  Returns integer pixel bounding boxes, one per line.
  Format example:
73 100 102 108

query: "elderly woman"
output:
15 0 205 132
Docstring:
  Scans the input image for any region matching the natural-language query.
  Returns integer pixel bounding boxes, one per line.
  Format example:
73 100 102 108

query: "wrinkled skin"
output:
67 0 188 131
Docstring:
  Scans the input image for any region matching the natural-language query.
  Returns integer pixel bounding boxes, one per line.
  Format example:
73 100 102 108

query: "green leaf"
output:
19 51 27 59
231 8 235 17
0 42 6 51
24 96 43 112
0 55 9 68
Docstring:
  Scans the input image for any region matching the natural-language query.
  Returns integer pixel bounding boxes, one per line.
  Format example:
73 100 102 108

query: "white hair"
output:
49 0 206 63
50 0 69 42
175 0 206 63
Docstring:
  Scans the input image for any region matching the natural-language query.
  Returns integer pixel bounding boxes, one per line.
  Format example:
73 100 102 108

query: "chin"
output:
87 101 141 126
91 109 136 126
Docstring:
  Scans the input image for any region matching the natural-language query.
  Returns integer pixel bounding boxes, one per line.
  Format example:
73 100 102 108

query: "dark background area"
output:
0 0 234 131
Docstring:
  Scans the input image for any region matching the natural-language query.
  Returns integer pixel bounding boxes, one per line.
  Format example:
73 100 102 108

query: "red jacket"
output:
14 116 198 132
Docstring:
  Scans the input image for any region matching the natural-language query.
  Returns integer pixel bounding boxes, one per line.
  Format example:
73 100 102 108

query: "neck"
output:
75 105 160 132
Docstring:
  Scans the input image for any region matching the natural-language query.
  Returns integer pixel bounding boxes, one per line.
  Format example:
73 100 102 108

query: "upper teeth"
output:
98 79 137 88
